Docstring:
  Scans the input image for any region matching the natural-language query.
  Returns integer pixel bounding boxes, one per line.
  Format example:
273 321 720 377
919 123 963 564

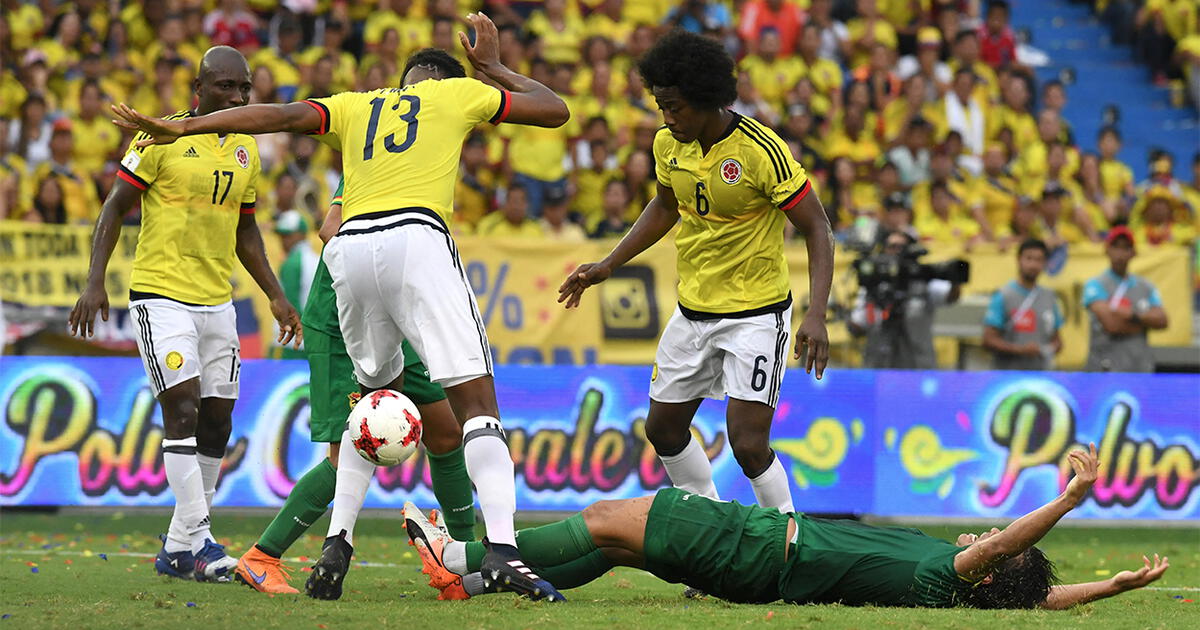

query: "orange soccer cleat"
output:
235 545 300 594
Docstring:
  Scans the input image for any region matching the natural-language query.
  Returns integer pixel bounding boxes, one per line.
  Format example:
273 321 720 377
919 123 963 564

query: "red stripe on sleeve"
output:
779 180 811 211
240 202 256 214
117 169 148 190
490 90 512 125
301 100 329 134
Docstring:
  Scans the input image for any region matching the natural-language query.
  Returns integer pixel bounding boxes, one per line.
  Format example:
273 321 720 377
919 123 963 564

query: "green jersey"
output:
780 516 973 607
300 179 343 337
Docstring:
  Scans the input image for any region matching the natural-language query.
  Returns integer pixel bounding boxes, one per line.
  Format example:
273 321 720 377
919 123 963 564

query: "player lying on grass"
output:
404 444 1169 607
235 180 477 598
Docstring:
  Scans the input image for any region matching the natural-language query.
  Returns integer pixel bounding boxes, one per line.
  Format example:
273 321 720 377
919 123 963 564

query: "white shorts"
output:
323 209 491 389
129 299 240 399
649 305 792 408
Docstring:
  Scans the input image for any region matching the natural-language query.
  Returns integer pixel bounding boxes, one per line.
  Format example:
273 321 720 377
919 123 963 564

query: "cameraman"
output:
849 231 964 369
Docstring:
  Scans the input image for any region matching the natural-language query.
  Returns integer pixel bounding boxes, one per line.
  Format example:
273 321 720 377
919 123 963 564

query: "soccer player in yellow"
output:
113 13 570 603
559 31 834 514
68 46 301 583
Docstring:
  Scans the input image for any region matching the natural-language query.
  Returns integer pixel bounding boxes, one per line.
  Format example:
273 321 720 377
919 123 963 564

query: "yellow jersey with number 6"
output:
118 110 260 305
303 78 510 224
653 113 811 316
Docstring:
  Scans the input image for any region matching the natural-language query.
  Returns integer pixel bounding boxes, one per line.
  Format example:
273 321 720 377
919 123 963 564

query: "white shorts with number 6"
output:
649 305 792 408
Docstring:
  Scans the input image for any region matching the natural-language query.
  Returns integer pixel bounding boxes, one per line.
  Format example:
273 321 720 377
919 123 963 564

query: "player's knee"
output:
581 500 620 538
645 418 690 456
160 394 200 438
730 435 772 476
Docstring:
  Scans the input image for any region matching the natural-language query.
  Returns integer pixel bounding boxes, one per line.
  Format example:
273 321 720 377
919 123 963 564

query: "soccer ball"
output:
348 389 423 466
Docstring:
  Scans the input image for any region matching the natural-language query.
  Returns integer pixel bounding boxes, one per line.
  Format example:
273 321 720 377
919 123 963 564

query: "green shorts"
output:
306 328 446 443
643 488 788 604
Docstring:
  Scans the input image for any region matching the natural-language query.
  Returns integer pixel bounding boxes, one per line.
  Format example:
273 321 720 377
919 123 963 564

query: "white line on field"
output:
5 549 1200 592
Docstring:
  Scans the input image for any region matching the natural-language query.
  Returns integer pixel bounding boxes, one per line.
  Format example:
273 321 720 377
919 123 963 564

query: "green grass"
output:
1 511 1197 629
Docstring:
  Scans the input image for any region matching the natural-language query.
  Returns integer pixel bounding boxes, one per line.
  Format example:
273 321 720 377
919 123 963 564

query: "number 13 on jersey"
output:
364 95 421 161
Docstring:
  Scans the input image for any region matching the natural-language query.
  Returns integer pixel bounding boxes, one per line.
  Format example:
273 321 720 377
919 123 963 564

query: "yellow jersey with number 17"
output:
302 78 510 225
654 113 811 316
117 110 260 305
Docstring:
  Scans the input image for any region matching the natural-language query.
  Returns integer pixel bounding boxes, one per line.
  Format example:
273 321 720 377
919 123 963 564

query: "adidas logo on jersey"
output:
183 147 200 158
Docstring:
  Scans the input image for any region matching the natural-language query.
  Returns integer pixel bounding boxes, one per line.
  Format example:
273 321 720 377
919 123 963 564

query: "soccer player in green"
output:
405 444 1170 608
235 180 476 598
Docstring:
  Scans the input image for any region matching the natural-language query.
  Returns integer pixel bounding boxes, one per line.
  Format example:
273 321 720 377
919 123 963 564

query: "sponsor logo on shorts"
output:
165 351 184 370
235 146 250 169
720 158 742 184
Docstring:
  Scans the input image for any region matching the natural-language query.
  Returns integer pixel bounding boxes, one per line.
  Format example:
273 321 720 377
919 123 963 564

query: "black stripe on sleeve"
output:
118 165 150 189
738 122 783 183
743 117 793 180
488 90 509 124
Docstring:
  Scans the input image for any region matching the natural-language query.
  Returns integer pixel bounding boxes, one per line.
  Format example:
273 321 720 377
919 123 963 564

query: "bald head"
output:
194 46 252 115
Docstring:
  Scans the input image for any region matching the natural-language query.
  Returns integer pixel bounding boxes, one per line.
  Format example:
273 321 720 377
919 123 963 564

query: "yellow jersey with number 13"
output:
302 78 510 225
653 113 811 316
118 110 260 305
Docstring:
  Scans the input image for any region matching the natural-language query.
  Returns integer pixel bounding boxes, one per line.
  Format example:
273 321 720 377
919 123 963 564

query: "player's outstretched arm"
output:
954 444 1100 581
782 191 834 378
68 179 141 337
234 213 302 348
112 101 321 147
558 183 679 309
1039 554 1169 610
459 12 569 128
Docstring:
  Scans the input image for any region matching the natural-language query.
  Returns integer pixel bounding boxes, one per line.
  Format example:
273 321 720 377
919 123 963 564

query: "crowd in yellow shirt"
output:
1 0 1196 265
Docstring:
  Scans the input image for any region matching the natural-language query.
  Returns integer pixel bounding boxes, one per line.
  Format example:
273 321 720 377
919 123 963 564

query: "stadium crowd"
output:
1 0 1198 251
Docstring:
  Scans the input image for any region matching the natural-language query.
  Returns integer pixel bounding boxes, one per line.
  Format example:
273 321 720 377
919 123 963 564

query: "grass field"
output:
1 510 1197 629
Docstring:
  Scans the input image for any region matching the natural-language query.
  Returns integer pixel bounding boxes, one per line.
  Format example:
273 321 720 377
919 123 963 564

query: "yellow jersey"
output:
118 111 260 305
1099 158 1134 201
653 114 811 315
304 78 509 225
978 174 1020 232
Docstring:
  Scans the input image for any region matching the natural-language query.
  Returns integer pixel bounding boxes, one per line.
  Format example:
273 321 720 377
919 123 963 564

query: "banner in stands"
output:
2 357 1196 519
3 221 1192 368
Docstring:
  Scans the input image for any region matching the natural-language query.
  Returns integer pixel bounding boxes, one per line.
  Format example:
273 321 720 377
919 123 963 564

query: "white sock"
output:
196 453 222 510
659 436 720 499
443 540 468 575
749 452 794 513
462 416 517 546
161 437 212 554
327 429 375 546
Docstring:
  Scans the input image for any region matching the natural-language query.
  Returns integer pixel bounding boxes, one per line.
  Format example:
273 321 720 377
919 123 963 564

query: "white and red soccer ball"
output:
349 389 423 466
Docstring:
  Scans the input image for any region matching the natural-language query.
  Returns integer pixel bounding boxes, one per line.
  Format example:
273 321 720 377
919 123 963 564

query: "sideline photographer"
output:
848 230 969 369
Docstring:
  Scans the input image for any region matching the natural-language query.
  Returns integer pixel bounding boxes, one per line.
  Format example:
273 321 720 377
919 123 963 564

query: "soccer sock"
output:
749 451 794 513
427 445 477 541
326 430 376 546
196 452 222 510
461 416 517 547
161 437 211 554
659 436 720 499
257 458 337 557
453 515 611 590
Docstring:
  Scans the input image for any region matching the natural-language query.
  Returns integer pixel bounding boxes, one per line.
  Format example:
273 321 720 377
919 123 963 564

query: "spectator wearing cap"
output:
887 117 933 188
1083 226 1169 372
978 0 1018 69
540 187 588 242
477 183 544 239
915 181 981 247
897 27 952 100
274 210 316 359
982 238 1064 370
1131 185 1197 247
738 0 806 57
32 119 99 225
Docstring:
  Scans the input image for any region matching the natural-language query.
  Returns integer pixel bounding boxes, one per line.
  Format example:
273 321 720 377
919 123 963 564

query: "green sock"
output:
427 446 477 541
257 458 337 557
465 513 598 570
462 514 611 589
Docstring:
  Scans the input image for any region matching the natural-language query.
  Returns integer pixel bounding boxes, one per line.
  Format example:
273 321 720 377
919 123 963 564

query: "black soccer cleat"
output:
479 538 566 603
305 530 353 600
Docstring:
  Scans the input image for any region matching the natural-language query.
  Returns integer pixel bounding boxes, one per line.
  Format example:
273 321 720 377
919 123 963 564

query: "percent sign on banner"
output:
467 260 524 330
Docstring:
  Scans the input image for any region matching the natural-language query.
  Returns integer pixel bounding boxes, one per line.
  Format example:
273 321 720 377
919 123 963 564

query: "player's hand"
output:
558 261 612 309
111 103 185 147
68 283 110 338
794 312 829 379
1063 442 1099 505
1111 554 1169 592
459 12 500 72
1019 341 1043 357
271 296 303 349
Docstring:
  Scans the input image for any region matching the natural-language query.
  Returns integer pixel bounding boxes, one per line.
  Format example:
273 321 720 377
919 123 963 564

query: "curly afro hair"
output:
402 48 466 82
961 547 1058 609
637 30 737 110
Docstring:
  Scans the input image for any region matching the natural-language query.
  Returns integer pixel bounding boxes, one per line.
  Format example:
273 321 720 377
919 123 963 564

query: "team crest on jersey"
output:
235 146 249 169
720 158 742 184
